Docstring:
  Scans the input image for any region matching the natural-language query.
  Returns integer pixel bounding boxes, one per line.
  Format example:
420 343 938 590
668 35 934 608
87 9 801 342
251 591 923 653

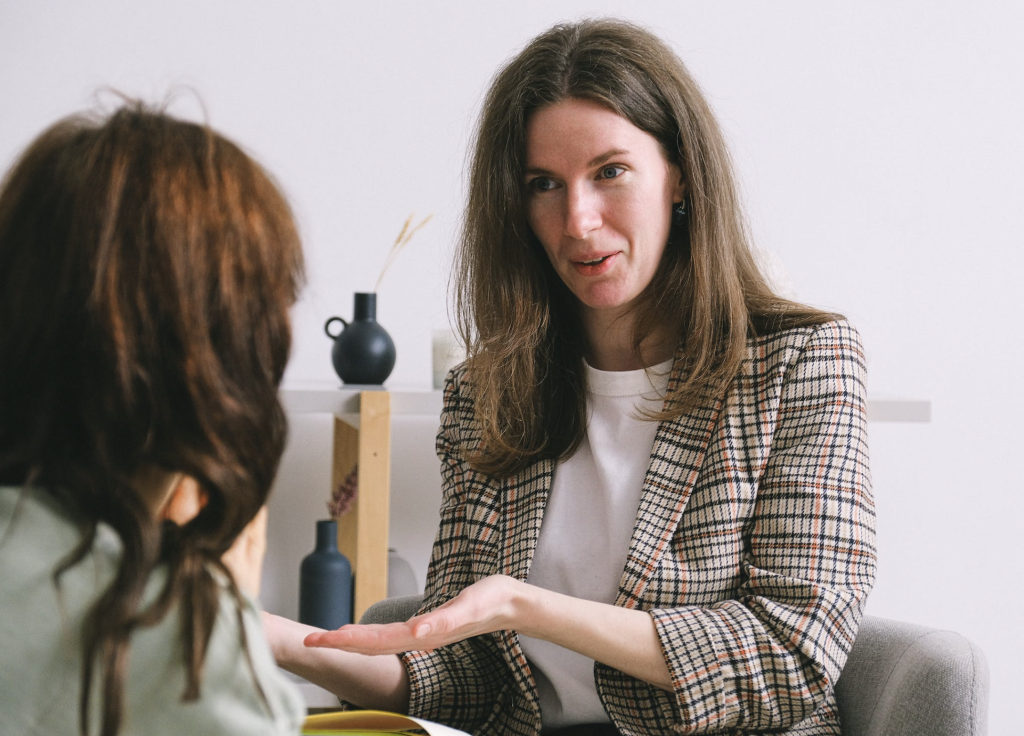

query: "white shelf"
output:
866 399 931 423
281 382 442 416
281 383 930 423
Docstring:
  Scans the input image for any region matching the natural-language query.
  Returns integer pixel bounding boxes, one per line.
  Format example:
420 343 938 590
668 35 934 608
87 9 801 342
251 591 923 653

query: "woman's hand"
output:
304 574 673 692
262 610 412 712
304 575 523 654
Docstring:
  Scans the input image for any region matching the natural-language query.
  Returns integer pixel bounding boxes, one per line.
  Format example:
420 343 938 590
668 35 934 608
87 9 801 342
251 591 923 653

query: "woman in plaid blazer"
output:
269 18 875 736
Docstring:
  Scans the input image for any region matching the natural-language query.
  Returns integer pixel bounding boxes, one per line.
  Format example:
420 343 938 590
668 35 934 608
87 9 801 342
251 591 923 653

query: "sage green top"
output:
0 485 305 735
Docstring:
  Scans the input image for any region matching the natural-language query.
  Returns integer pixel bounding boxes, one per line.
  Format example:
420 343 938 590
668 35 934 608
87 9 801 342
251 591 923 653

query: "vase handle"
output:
324 316 348 339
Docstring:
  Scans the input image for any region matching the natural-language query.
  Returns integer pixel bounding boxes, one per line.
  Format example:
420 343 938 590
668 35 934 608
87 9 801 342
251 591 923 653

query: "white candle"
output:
431 329 465 390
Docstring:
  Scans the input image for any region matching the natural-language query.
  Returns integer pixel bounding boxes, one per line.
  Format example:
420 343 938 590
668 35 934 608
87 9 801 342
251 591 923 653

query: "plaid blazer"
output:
401 320 876 736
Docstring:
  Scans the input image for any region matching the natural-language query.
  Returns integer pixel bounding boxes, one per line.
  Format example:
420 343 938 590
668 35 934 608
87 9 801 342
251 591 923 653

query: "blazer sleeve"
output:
399 367 518 733
644 320 876 732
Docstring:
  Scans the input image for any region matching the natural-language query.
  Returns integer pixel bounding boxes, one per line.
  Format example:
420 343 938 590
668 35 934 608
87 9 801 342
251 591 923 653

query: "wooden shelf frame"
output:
332 392 391 622
282 383 442 622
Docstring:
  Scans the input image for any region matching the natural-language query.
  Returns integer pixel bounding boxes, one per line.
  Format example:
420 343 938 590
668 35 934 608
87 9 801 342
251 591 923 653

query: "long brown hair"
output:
455 18 836 476
0 101 304 735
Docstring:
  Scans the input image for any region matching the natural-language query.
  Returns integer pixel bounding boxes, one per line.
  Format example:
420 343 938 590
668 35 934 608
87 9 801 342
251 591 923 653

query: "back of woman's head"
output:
0 100 302 535
0 99 304 734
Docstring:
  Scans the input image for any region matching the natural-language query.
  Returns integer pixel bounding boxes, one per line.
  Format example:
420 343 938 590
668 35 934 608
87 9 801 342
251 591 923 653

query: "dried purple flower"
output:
328 465 358 518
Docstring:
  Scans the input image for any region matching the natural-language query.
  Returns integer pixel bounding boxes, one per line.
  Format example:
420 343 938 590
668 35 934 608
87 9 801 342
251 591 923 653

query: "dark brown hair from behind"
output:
0 99 304 735
454 18 836 476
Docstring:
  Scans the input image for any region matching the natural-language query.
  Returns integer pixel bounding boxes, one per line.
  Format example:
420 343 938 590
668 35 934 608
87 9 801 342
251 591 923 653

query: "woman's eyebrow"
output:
524 164 554 177
524 149 631 177
587 148 629 168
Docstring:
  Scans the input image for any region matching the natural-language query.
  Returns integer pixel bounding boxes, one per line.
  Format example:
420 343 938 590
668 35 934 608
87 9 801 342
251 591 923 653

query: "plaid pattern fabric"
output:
402 320 875 736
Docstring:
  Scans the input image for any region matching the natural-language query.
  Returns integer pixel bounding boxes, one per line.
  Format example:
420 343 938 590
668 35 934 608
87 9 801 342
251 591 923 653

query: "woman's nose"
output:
563 187 601 239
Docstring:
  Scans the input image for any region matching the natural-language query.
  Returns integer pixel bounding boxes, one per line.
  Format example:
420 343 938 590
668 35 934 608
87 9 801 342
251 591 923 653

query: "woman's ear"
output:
672 164 687 204
161 475 207 525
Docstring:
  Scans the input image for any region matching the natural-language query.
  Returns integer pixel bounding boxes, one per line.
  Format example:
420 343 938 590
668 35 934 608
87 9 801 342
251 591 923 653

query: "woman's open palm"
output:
303 575 520 655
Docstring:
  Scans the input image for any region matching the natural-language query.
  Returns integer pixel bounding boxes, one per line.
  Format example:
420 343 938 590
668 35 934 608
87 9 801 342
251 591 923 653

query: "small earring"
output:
672 201 687 224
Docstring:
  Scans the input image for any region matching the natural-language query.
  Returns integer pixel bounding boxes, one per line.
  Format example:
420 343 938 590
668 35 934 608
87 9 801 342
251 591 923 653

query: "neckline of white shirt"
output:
583 357 674 398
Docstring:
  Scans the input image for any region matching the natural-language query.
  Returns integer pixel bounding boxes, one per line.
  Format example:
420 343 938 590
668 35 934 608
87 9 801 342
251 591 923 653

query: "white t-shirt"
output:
519 358 672 728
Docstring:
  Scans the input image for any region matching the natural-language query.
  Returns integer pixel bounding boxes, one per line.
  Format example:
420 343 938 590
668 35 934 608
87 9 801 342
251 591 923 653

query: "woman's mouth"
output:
572 253 616 276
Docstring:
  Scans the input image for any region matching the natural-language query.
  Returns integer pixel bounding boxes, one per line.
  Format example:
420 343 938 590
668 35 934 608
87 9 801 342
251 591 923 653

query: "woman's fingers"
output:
303 605 482 654
304 622 424 655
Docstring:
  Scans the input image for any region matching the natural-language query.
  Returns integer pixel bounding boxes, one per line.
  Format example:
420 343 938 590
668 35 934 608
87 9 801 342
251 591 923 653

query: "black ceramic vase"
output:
298 519 352 630
325 292 396 385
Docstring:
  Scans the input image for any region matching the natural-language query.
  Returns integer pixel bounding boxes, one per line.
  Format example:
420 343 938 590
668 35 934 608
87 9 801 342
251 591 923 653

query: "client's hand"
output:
222 506 268 599
303 574 523 654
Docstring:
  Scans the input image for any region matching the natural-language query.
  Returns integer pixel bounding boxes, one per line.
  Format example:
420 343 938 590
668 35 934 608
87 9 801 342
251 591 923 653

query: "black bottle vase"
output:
325 292 396 385
298 519 352 630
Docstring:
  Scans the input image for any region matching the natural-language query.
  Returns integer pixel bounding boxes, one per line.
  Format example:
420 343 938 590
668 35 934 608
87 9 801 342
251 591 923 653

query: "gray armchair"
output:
361 598 989 735
835 615 988 736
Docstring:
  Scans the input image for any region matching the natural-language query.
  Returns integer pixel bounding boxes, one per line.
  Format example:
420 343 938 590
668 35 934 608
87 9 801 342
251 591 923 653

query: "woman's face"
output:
524 98 684 326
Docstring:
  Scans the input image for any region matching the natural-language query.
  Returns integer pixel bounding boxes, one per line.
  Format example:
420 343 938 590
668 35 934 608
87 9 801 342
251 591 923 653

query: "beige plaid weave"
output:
403 320 875 736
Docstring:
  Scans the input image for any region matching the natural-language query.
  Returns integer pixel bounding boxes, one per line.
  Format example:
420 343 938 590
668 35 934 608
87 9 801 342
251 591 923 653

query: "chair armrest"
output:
359 594 424 625
835 615 989 736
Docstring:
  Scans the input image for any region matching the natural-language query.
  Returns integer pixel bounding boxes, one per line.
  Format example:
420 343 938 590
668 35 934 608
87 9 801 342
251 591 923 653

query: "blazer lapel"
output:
499 456 553 582
614 351 725 609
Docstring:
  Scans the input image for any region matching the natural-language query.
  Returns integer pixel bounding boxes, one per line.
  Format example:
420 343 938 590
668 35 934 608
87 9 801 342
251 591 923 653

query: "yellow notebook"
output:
302 709 470 736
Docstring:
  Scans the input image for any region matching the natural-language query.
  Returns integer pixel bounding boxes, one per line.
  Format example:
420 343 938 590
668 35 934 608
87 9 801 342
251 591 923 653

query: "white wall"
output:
3 2 1021 732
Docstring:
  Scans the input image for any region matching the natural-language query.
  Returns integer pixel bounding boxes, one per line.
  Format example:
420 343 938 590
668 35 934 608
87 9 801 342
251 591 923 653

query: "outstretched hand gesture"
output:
303 575 521 654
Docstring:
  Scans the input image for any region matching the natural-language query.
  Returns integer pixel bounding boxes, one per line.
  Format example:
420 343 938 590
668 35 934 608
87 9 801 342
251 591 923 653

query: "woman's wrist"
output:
507 578 554 639
260 611 288 664
262 611 319 669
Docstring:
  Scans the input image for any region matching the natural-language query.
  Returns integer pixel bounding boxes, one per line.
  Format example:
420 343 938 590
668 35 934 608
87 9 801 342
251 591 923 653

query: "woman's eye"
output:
598 166 624 180
529 177 557 192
